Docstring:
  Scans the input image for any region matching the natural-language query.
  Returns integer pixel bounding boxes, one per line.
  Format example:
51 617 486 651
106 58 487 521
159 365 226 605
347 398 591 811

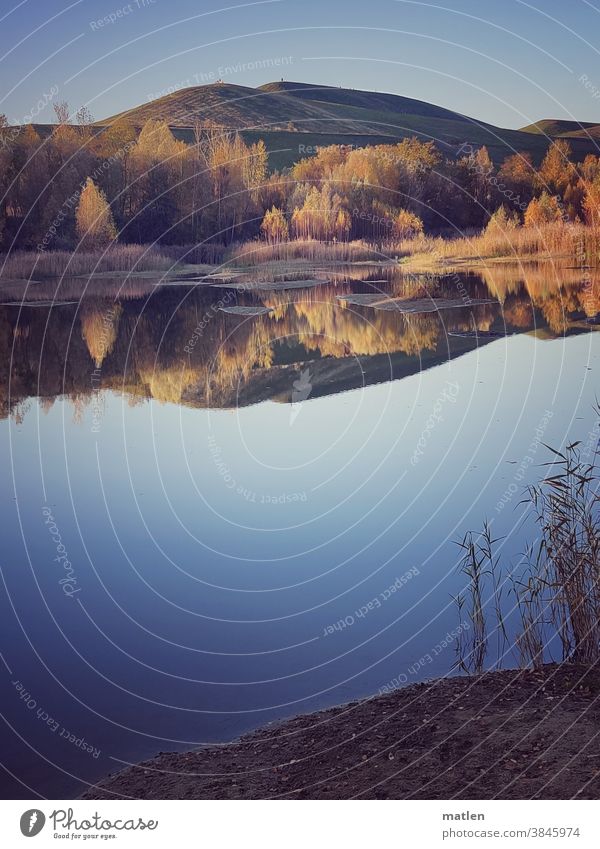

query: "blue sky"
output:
2 0 600 129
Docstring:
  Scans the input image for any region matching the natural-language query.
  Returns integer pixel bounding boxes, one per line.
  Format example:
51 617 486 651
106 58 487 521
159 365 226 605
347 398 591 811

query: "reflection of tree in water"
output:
80 301 123 368
1 265 599 421
502 300 535 328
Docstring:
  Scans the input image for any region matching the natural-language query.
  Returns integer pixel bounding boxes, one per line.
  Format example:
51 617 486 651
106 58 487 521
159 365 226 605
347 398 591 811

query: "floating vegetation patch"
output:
218 305 273 315
337 294 498 312
216 279 326 292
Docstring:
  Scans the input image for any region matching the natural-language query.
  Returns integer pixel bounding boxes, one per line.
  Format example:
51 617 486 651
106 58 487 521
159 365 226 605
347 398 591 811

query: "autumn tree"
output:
75 106 94 127
243 139 268 198
392 137 440 219
291 144 347 183
36 105 97 248
0 116 14 243
498 152 535 205
394 209 424 240
465 146 496 212
7 124 46 246
126 119 188 242
90 121 137 225
483 206 520 252
524 191 563 227
579 154 600 185
76 178 117 248
563 179 585 221
74 106 95 144
261 206 289 242
334 207 351 240
485 205 520 236
291 184 347 240
582 175 600 228
537 139 574 195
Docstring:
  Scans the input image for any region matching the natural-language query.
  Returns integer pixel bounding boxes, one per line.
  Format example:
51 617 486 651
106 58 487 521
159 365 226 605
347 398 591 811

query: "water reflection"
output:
2 260 599 799
1 261 599 420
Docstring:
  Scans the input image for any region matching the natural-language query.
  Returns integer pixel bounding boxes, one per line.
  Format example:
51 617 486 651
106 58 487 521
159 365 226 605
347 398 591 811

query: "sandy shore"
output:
84 663 600 800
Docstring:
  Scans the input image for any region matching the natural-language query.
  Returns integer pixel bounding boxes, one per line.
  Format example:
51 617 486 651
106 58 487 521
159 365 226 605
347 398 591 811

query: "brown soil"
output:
83 664 600 800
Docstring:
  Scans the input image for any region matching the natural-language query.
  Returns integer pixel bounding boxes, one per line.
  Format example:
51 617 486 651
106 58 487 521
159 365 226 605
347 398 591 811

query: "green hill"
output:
257 80 466 121
23 81 600 171
519 119 600 137
103 82 390 135
557 125 600 141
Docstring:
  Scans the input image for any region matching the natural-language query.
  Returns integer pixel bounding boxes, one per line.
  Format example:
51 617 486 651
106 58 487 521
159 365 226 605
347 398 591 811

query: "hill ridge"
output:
40 79 600 170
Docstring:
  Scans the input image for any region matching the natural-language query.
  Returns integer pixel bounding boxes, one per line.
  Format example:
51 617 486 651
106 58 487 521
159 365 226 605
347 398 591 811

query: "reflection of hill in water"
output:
1 262 599 421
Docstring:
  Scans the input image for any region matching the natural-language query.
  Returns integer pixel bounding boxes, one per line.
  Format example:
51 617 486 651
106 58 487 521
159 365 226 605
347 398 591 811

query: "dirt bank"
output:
84 663 600 800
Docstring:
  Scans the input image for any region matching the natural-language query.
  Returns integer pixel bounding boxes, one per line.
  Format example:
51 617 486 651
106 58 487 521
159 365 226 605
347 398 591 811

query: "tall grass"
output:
455 440 600 673
3 223 598 281
0 244 175 279
526 443 600 663
399 222 600 266
454 522 509 675
154 242 228 266
227 238 392 266
227 224 600 269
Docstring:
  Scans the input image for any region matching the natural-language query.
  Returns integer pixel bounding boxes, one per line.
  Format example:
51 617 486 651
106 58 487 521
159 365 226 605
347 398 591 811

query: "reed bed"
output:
227 225 600 269
455 440 600 673
155 242 228 266
227 238 391 266
397 222 600 265
3 223 599 281
0 244 175 279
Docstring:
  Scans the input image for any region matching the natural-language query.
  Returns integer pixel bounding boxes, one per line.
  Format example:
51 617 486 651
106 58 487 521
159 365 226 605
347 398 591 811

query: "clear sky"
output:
2 0 600 130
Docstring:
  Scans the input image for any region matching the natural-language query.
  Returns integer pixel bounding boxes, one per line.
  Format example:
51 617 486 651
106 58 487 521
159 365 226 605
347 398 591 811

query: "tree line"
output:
1 104 599 252
0 108 268 251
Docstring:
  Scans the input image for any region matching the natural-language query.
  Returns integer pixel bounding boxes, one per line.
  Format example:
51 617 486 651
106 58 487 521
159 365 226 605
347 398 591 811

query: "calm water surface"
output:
1 262 599 797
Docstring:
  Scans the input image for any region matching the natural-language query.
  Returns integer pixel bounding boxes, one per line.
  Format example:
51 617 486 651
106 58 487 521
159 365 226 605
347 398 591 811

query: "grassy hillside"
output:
258 80 466 121
520 118 600 137
103 82 395 135
20 81 600 171
559 125 600 140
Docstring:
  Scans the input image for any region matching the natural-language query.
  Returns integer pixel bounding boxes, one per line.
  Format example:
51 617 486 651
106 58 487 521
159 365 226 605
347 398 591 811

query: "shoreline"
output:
0 240 591 285
83 663 600 800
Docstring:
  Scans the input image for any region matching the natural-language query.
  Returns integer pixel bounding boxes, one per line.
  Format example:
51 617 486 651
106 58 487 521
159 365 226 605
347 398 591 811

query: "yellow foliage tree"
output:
335 208 351 241
260 206 289 242
537 139 573 194
243 139 268 195
394 209 424 240
75 178 117 248
524 192 563 227
291 184 346 240
485 205 520 236
582 175 600 228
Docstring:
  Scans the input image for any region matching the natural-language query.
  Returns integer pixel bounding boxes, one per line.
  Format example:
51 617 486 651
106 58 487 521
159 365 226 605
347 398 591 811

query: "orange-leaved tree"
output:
394 209 424 240
76 178 117 248
524 192 563 227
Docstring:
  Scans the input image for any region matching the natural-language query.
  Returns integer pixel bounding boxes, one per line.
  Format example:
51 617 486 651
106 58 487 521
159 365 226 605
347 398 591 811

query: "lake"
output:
1 261 599 798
